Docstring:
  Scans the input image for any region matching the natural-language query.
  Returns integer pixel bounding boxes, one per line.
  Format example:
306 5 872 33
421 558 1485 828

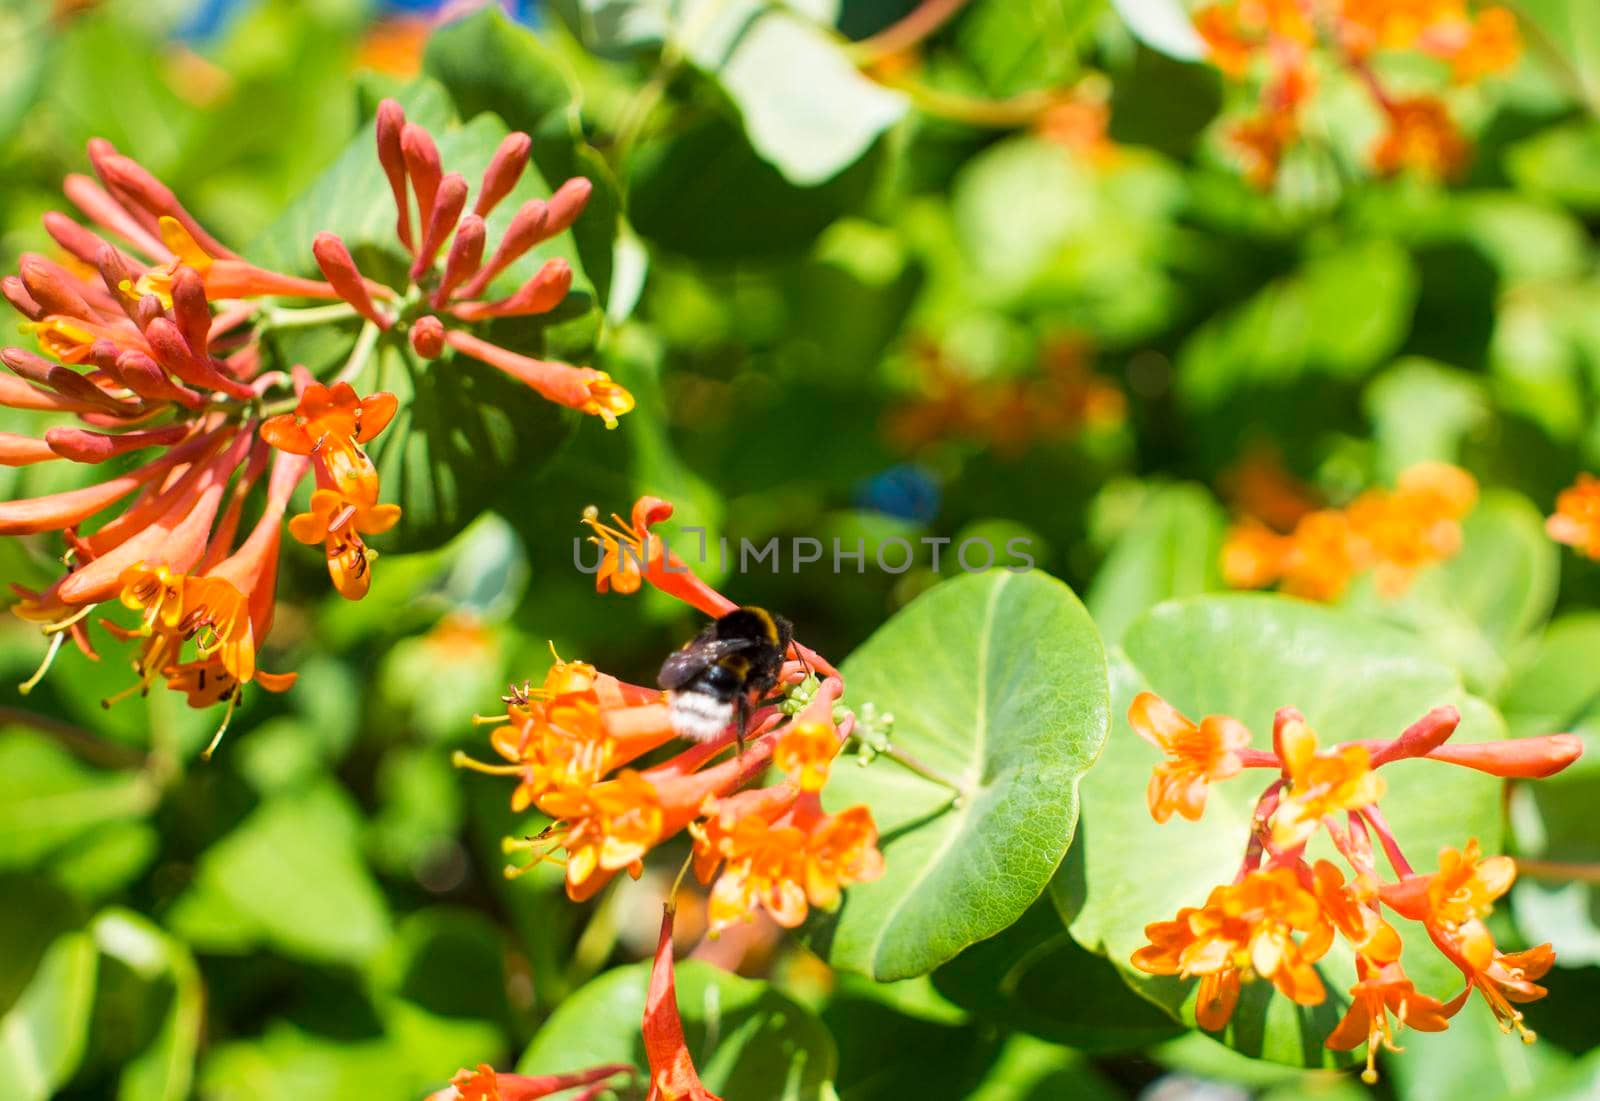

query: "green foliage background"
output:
3 0 1600 1098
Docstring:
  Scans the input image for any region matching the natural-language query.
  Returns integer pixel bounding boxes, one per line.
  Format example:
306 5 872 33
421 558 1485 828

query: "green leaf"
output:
626 112 877 259
517 958 836 1100
1057 595 1508 1066
931 900 1183 1050
90 910 203 1101
813 570 1110 980
1385 989 1574 1101
1087 483 1225 646
1363 358 1490 478
1500 613 1600 742
0 732 157 873
671 0 907 185
1344 491 1560 700
168 783 391 965
1111 0 1207 61
0 1 51 145
965 1033 1126 1101
359 339 575 554
0 932 97 1101
952 137 1098 301
424 9 576 138
1178 239 1418 409
1506 122 1600 215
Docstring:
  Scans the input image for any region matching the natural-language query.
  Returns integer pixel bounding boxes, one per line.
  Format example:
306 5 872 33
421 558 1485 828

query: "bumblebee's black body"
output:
657 607 793 746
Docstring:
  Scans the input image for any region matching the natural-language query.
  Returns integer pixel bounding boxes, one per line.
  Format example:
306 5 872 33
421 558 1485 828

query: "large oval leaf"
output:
517 959 836 1101
1055 595 1507 1067
812 569 1110 980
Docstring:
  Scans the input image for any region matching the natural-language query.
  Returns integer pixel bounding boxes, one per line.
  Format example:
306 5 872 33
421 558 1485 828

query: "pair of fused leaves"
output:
742 565 1515 1070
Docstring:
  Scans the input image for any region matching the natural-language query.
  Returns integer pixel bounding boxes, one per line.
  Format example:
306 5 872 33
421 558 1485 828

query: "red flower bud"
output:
475 131 533 218
375 98 412 251
1426 734 1583 779
458 198 547 300
410 315 446 359
311 233 391 329
401 123 443 246
44 423 190 463
412 173 468 280
433 214 485 306
170 267 211 359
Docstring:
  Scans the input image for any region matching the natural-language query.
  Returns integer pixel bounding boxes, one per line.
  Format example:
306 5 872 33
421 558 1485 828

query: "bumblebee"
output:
658 606 794 747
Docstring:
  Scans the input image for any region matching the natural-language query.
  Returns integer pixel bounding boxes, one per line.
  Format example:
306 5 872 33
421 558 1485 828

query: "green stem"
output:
878 742 972 800
258 302 362 330
331 321 381 386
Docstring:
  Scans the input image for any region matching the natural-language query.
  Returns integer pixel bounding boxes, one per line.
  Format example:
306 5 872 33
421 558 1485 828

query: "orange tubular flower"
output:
426 1063 633 1101
580 497 734 617
311 98 633 428
1326 958 1450 1084
644 907 723 1101
1129 691 1252 823
1547 473 1600 559
264 381 401 600
1372 97 1472 178
1311 860 1401 964
1195 0 1515 184
1132 867 1333 1030
1270 710 1385 847
1221 462 1475 600
0 137 433 733
1382 841 1554 1039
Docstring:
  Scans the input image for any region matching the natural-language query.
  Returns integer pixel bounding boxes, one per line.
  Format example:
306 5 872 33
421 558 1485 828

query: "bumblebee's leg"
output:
736 695 750 757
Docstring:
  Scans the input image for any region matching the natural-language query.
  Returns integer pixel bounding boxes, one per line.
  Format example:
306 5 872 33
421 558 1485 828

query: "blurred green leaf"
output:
1111 0 1206 61
168 783 391 965
518 957 836 1099
1086 483 1225 646
1059 595 1508 1066
1347 491 1560 700
1179 239 1418 408
1364 358 1490 477
91 909 203 1101
671 0 907 186
813 570 1109 980
627 112 877 259
0 731 157 872
965 1033 1126 1101
0 931 97 1101
1506 122 1600 214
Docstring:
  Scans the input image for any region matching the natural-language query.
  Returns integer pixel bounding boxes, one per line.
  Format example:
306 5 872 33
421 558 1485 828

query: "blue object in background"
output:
854 464 942 524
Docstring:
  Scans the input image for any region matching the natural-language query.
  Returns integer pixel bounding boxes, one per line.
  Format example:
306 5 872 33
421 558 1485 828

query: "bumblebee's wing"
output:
656 637 762 689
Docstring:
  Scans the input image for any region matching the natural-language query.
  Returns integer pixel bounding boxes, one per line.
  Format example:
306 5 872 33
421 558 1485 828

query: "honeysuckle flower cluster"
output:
1128 691 1582 1081
427 905 719 1101
1222 461 1477 601
2 115 624 750
888 337 1125 458
0 139 406 747
1546 473 1600 560
457 496 884 935
1195 0 1520 186
315 98 633 428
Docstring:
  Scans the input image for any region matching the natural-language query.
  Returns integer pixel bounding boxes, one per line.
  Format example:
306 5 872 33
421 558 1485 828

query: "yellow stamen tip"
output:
1361 1068 1379 1085
582 505 599 522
